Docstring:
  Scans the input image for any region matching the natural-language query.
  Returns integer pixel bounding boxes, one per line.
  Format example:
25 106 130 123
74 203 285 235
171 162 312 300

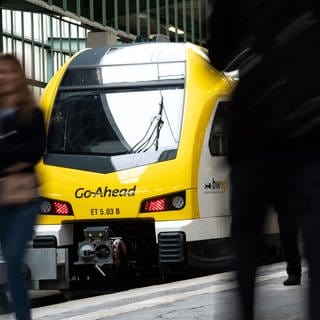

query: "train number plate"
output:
90 208 121 216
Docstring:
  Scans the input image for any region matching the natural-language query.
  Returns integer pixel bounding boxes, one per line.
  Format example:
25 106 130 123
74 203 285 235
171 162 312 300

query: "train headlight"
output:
140 191 186 213
171 196 185 209
40 200 51 213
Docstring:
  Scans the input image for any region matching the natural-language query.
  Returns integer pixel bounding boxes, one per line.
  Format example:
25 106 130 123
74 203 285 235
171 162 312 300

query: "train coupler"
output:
75 226 127 273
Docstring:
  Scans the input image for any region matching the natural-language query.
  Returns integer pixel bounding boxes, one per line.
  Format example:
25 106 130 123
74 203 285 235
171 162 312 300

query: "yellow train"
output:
24 42 279 289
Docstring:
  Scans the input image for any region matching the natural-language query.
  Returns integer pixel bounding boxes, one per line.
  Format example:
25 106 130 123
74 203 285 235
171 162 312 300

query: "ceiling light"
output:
168 26 184 35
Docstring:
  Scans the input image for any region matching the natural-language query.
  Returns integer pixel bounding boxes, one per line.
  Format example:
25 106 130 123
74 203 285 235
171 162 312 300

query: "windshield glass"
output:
47 87 184 156
61 62 185 87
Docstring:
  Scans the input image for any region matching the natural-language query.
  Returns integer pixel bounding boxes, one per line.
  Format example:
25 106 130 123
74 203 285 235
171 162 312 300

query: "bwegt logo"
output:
75 186 137 198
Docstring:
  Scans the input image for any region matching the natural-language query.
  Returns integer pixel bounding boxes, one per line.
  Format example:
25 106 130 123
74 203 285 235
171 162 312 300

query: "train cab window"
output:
209 101 228 156
47 88 184 157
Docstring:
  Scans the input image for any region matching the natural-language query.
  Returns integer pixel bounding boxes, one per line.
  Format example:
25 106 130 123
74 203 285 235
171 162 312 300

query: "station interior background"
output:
0 0 213 98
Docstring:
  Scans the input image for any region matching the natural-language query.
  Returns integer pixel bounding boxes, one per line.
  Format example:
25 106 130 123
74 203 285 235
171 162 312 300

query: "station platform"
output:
0 262 309 320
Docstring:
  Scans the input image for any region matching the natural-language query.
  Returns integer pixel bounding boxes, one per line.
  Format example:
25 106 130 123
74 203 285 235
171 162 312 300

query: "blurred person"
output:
207 0 320 319
275 203 302 286
0 54 45 319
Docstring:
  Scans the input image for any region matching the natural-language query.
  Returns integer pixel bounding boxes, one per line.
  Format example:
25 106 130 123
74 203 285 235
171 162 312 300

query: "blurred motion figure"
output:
276 202 302 286
0 54 45 319
207 0 320 319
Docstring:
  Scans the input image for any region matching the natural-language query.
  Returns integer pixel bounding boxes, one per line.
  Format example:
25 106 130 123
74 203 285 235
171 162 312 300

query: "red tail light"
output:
143 198 169 212
53 202 70 215
140 191 186 213
40 199 73 216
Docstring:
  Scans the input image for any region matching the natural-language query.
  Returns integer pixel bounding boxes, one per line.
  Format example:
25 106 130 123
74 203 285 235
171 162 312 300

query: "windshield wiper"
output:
139 94 164 153
128 95 165 153
154 95 164 151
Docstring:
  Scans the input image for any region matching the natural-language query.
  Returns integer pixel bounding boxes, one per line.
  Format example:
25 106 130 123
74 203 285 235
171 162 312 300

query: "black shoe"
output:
283 275 301 286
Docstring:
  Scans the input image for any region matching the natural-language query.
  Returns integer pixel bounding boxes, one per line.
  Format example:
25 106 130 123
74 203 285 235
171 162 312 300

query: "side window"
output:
209 100 229 156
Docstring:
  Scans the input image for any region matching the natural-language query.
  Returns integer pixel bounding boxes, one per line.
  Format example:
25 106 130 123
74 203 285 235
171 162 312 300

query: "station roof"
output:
3 0 212 44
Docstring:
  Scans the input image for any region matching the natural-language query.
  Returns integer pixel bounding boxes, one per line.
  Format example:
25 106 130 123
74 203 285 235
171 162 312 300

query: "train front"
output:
26 42 232 289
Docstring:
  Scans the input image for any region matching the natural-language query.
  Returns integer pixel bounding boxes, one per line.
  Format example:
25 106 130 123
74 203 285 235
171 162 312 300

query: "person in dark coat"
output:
0 54 46 320
207 1 320 319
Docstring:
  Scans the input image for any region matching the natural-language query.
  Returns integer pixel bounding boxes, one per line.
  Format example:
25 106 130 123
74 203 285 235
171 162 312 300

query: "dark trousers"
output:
276 208 301 277
0 202 39 320
230 151 320 320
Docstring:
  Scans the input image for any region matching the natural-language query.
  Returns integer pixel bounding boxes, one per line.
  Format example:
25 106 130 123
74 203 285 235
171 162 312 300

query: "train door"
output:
198 100 230 221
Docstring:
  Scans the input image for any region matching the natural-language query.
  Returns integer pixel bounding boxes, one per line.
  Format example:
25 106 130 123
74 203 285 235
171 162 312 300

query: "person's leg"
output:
0 291 10 314
0 202 39 320
299 192 320 320
0 207 12 315
302 223 320 320
277 208 301 285
230 157 271 320
0 272 10 316
286 153 320 320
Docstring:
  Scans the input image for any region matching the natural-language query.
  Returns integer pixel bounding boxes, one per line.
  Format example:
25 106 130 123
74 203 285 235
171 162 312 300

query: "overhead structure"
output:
24 0 211 44
0 0 212 96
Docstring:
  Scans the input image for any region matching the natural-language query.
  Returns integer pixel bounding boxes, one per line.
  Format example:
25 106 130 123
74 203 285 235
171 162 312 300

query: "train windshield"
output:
47 86 184 176
46 56 185 172
47 87 184 157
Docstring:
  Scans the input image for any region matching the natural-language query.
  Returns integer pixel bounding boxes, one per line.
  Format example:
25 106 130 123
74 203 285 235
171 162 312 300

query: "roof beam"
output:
25 0 136 41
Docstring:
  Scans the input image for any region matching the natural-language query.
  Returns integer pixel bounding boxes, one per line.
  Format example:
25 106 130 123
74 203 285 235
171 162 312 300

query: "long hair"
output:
0 53 36 123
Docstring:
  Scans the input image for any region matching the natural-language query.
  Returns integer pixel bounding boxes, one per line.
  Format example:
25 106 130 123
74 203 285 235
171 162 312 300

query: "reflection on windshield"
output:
61 62 185 87
47 88 184 157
